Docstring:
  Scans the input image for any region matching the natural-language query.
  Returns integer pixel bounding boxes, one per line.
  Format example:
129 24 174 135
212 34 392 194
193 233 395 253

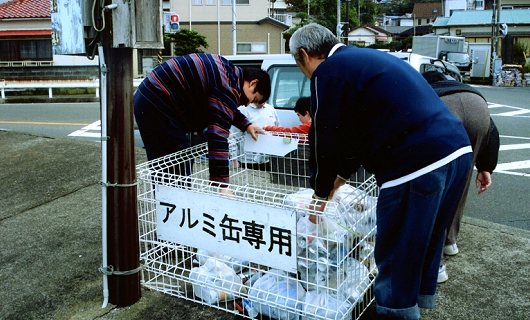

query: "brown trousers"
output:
440 92 491 246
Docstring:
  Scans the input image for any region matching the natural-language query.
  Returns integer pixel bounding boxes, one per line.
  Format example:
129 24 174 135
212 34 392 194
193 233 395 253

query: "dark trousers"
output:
373 153 473 319
134 91 193 180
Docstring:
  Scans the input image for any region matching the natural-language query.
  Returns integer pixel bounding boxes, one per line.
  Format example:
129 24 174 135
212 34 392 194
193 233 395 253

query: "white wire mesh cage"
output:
137 131 379 320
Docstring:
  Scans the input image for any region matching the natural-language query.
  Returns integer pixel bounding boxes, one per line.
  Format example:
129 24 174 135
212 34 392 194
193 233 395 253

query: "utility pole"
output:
52 0 163 308
101 16 140 309
96 3 140 307
344 0 351 45
491 0 497 85
100 0 163 307
495 0 501 58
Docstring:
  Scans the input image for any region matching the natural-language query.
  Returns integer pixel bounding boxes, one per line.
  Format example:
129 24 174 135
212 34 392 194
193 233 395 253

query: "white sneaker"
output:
438 265 448 283
444 243 459 256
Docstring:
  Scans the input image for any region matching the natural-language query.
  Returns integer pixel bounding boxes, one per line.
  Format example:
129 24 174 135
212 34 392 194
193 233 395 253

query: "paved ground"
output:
1 130 529 320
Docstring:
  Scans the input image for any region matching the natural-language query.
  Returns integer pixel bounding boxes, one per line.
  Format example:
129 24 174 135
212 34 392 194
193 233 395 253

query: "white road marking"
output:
499 143 530 151
494 160 530 177
496 109 530 117
68 120 102 138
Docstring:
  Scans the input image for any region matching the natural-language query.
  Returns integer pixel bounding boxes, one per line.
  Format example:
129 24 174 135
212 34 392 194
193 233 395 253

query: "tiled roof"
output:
412 3 443 18
0 0 50 19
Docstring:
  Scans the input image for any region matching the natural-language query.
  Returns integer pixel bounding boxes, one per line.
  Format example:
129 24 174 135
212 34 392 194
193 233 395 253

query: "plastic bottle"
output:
239 269 258 284
242 298 259 318
296 234 309 256
245 270 264 287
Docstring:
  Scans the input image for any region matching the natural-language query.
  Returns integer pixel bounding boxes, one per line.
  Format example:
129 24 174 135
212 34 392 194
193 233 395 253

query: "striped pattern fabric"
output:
136 53 251 183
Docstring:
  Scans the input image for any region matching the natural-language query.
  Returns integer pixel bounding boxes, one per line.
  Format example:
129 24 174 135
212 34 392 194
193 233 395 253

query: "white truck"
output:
412 35 472 81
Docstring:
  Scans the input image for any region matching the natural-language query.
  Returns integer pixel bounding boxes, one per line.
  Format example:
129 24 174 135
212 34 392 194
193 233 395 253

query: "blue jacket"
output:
309 46 471 196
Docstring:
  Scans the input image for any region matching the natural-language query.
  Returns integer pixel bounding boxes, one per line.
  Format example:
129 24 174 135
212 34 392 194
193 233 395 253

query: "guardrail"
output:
0 61 54 67
0 79 143 99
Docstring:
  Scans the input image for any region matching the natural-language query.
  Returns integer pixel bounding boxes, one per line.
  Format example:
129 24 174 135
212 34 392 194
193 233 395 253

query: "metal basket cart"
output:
137 131 379 320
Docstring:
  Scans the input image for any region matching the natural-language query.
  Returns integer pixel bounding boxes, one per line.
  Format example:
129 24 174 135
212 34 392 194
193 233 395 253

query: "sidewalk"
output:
1 130 529 320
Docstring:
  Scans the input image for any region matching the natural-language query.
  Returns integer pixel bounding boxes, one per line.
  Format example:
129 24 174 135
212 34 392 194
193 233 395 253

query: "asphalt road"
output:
462 85 530 230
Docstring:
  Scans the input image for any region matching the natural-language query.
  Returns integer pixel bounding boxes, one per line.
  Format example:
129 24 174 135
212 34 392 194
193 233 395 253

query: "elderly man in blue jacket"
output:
290 24 473 320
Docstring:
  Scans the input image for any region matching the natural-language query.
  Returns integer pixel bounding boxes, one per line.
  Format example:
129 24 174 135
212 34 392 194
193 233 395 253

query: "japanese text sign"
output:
155 184 298 273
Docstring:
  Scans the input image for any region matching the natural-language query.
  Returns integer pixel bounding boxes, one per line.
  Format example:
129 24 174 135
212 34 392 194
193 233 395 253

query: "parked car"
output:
226 51 462 127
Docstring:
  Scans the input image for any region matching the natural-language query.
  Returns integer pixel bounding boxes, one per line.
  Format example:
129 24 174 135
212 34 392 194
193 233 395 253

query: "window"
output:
456 29 462 35
236 42 266 54
476 1 484 8
20 41 37 59
0 39 52 61
206 0 216 4
192 0 202 5
417 19 422 26
267 66 311 110
222 0 249 5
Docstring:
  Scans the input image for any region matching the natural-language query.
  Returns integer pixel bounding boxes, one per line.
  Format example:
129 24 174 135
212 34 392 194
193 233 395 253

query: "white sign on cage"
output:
155 185 298 273
244 133 299 156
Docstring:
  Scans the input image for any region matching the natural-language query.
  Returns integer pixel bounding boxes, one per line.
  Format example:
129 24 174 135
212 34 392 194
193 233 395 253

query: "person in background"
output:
134 53 270 190
290 23 473 320
422 71 500 284
230 102 280 170
263 97 311 134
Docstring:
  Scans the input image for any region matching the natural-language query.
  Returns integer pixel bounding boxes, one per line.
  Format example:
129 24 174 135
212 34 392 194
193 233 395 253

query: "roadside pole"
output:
101 6 141 307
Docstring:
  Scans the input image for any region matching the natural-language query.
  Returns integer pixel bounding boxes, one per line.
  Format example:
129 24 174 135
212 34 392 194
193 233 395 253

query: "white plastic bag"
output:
331 184 377 237
337 257 372 304
301 290 352 320
248 269 306 320
189 257 246 304
195 248 249 273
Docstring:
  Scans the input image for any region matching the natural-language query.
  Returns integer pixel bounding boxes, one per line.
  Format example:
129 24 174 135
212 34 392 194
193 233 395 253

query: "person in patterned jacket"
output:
134 53 271 188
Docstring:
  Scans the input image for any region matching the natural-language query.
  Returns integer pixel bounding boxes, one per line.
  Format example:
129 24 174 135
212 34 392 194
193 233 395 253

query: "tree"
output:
166 29 209 56
360 0 378 25
286 0 346 33
284 0 380 34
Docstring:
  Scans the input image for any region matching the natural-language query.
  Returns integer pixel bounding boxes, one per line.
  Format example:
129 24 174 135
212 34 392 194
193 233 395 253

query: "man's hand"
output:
328 176 347 200
219 187 235 198
308 199 327 223
245 124 261 141
476 171 492 195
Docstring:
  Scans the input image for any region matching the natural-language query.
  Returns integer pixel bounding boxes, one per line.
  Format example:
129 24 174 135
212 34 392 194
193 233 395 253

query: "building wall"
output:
182 22 286 56
0 65 99 80
348 28 376 46
445 0 467 16
0 19 49 31
172 0 269 25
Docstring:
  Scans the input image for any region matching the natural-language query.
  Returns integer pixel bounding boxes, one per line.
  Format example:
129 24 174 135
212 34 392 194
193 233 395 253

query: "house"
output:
169 0 291 56
0 0 52 65
412 3 443 27
347 24 393 46
433 8 530 78
1 0 290 82
374 10 434 41
432 9 530 45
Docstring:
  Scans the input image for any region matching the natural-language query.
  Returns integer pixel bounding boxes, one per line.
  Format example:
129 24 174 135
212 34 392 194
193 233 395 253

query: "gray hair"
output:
290 23 339 62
